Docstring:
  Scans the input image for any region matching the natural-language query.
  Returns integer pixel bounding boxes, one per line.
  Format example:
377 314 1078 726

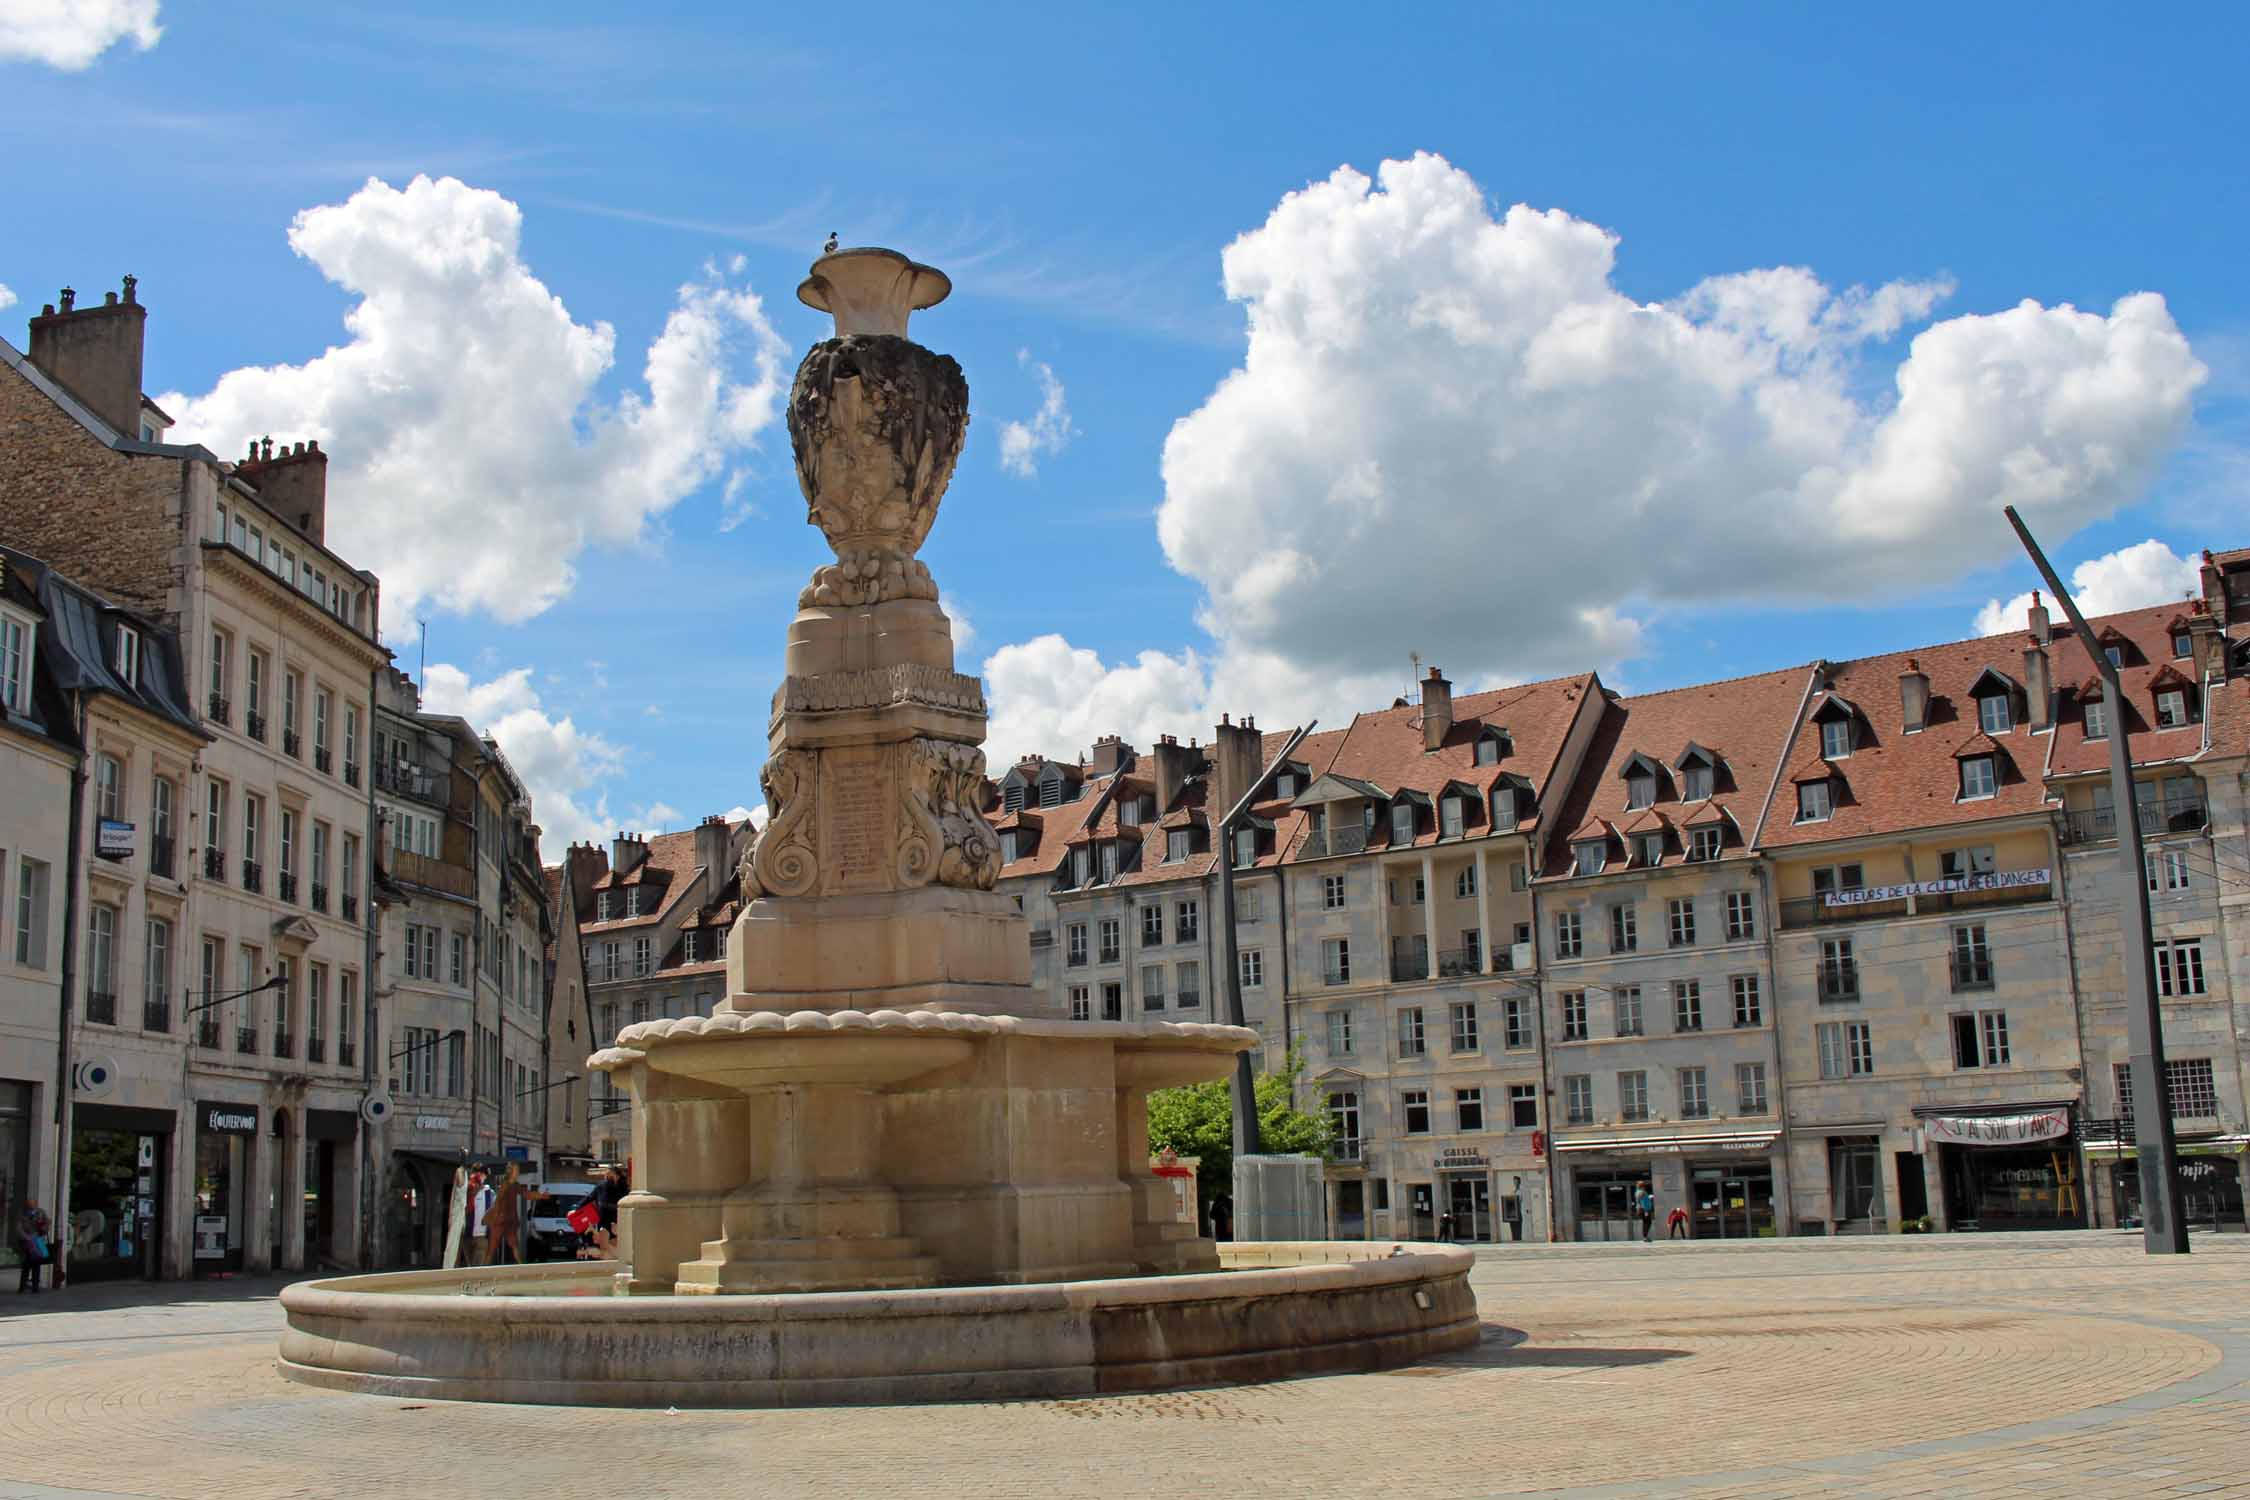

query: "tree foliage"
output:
1145 1051 1331 1213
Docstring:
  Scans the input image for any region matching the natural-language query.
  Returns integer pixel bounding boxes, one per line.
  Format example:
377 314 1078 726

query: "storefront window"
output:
0 1081 31 1268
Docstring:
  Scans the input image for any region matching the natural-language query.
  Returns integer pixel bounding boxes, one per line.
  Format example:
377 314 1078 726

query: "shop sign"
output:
1925 1110 2068 1147
1438 1147 1488 1168
199 1101 258 1135
96 819 135 861
1823 867 2050 908
413 1114 455 1131
192 1214 227 1259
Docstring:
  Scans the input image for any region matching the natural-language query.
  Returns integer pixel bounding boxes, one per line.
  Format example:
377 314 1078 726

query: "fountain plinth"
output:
593 248 1256 1296
275 249 1479 1406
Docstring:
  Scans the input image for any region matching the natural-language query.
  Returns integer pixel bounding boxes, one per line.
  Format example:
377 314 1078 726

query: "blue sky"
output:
4 3 2245 845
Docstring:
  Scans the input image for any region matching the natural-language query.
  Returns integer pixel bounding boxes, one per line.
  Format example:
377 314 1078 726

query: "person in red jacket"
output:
1666 1204 1690 1240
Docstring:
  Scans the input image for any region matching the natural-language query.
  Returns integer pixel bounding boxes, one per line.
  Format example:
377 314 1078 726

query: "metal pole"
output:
2004 507 2187 1254
1215 722 1315 1162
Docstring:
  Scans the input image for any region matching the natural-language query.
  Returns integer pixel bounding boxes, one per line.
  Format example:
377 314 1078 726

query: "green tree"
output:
1146 1050 1332 1217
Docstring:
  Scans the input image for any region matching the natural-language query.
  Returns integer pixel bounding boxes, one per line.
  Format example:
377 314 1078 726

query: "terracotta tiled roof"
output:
2041 602 2215 779
578 822 745 932
1539 665 1811 877
992 772 1111 879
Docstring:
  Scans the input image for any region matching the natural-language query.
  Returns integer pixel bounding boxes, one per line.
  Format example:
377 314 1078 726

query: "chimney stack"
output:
1899 659 1930 734
2202 549 2224 620
2026 589 2050 645
1087 734 1134 780
611 830 649 879
2023 636 2052 731
1420 666 1454 751
695 813 731 889
236 437 330 547
1209 714 1264 826
565 841 609 910
1149 733 1199 814
26 275 147 438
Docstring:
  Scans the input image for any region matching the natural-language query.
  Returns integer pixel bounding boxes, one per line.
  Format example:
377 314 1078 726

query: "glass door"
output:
1829 1138 1883 1230
1446 1177 1492 1240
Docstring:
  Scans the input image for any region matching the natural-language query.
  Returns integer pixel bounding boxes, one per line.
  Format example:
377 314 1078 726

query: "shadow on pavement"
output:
1386 1323 1689 1375
0 1272 320 1321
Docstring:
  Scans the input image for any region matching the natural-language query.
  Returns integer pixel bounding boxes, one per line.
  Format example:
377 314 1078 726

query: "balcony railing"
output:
150 833 175 880
338 1038 356 1067
196 1016 222 1049
1324 967 1352 987
236 1025 258 1054
1390 953 1430 982
343 760 360 788
1176 988 1201 1009
272 1029 295 1059
85 989 117 1025
279 872 298 903
207 693 230 726
2059 796 2210 846
1437 946 1481 978
315 746 332 774
1327 1137 1367 1164
385 847 474 900
203 846 226 880
1300 824 1370 859
1781 875 2053 931
1950 953 1995 992
306 1036 325 1064
142 998 170 1033
1818 961 1860 1003
242 860 263 894
311 882 329 913
246 710 267 742
342 894 360 922
283 729 301 758
375 761 448 806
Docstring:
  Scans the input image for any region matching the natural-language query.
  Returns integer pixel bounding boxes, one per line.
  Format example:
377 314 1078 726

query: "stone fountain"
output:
274 250 1480 1407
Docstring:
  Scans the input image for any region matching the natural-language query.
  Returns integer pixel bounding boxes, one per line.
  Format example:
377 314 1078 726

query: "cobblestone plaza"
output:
4 1232 2247 1499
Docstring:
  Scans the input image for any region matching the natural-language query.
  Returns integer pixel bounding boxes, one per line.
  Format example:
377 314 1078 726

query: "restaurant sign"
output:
1823 868 2050 908
1925 1110 2070 1147
97 819 135 861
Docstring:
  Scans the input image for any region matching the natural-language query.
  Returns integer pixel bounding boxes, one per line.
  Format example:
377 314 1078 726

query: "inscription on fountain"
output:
823 745 891 893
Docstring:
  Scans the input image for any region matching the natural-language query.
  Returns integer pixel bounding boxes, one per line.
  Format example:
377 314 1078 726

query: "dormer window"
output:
1573 841 1606 876
1683 763 1712 801
1819 718 1852 760
2154 689 2188 728
1687 826 1723 863
1625 771 1654 810
1976 692 2013 735
1634 832 1663 867
113 625 141 685
1039 771 1065 809
1440 796 1465 838
1796 780 1833 823
1959 755 1997 800
1120 797 1144 828
1000 831 1020 863
1274 772 1296 798
2173 630 2193 659
596 891 614 921
1234 827 1257 866
2104 645 2124 669
1165 830 1188 862
1070 848 1091 886
1390 802 1416 847
1003 781 1026 814
1490 786 1518 828
1099 842 1121 883
2084 698 2108 740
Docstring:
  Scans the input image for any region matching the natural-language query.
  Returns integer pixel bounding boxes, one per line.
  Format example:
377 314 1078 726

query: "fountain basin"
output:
275 1242 1480 1407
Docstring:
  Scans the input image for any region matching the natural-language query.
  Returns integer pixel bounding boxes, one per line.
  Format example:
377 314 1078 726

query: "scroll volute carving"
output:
743 750 818 899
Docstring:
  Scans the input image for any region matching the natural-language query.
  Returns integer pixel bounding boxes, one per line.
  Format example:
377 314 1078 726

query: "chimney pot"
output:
104 291 118 306
40 304 54 317
58 287 75 311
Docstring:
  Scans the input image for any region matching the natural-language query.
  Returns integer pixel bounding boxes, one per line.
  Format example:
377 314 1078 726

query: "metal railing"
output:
1390 952 1430 982
246 710 266 742
1300 824 1369 859
283 729 301 758
242 860 263 894
1818 961 1860 1003
272 1029 295 1059
311 882 328 913
1782 894 1909 930
142 998 170 1033
375 762 448 805
2060 797 2209 845
279 872 298 903
207 693 230 726
342 894 359 921
306 1036 325 1064
204 847 226 880
86 989 118 1025
1950 953 1995 991
236 1025 258 1054
1175 989 1201 1009
1328 1137 1367 1164
1437 946 1481 978
315 747 332 774
150 833 175 880
1324 966 1352 987
196 1016 222 1048
338 1038 356 1067
343 761 360 788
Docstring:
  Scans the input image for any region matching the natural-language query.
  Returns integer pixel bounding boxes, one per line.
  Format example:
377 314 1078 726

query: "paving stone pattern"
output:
3 1232 2248 1499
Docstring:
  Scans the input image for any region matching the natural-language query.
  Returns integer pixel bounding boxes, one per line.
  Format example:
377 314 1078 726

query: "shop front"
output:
67 1103 175 1281
0 1080 36 1277
1924 1107 2086 1231
1561 1131 1781 1241
386 1105 469 1267
2100 1139 2247 1230
193 1098 258 1274
303 1109 358 1267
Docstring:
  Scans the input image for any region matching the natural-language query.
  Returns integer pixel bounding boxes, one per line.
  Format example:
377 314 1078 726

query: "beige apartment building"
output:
2 279 385 1277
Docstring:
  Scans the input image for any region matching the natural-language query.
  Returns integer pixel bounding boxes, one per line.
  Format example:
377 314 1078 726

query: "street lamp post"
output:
1215 721 1316 1164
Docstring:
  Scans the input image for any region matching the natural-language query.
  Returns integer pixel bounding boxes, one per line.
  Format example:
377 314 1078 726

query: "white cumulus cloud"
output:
422 663 623 850
1974 539 2204 636
985 153 2206 757
161 175 788 624
722 803 765 828
981 634 1212 771
997 349 1077 479
0 0 160 69
0 284 16 312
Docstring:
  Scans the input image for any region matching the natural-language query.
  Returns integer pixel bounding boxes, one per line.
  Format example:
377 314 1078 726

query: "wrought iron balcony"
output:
315 746 332 774
306 1036 325 1064
1437 946 1482 978
272 1029 295 1059
311 883 328 913
1175 989 1201 1009
196 1016 223 1049
1324 966 1352 987
1300 824 1370 859
207 693 230 726
246 710 266 742
242 860 263 894
341 894 359 922
375 761 448 806
283 729 301 758
1818 960 1860 1003
2060 796 2210 846
343 760 360 788
338 1038 356 1067
1327 1137 1367 1164
203 846 226 880
85 989 117 1025
150 833 175 880
1390 949 1430 982
236 1025 258 1054
1950 953 1995 992
142 998 170 1033
279 872 298 903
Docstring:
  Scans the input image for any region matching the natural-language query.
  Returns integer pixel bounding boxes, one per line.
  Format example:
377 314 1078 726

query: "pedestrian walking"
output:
16 1199 51 1293
1635 1181 1655 1242
486 1165 526 1266
1207 1196 1232 1242
1667 1205 1689 1240
591 1166 627 1257
468 1167 495 1266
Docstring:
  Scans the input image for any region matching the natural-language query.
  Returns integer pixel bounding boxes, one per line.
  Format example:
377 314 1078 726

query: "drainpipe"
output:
51 689 88 1284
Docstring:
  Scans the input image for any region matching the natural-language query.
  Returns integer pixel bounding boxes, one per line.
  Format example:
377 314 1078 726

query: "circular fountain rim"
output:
591 1007 1259 1068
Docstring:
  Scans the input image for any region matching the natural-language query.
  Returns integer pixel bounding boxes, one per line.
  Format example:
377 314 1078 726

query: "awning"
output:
1554 1130 1779 1156
2089 1136 2250 1160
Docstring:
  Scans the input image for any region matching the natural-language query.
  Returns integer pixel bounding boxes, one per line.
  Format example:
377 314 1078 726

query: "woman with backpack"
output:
16 1199 52 1293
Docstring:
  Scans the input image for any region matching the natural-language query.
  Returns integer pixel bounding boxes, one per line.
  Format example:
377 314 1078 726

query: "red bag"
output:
565 1201 600 1235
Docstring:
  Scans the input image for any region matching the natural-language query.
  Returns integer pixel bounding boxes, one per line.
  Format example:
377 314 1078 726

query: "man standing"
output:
1636 1181 1655 1243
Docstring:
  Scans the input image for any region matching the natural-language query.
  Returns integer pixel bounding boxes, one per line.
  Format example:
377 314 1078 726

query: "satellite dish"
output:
360 1091 394 1126
74 1056 119 1099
